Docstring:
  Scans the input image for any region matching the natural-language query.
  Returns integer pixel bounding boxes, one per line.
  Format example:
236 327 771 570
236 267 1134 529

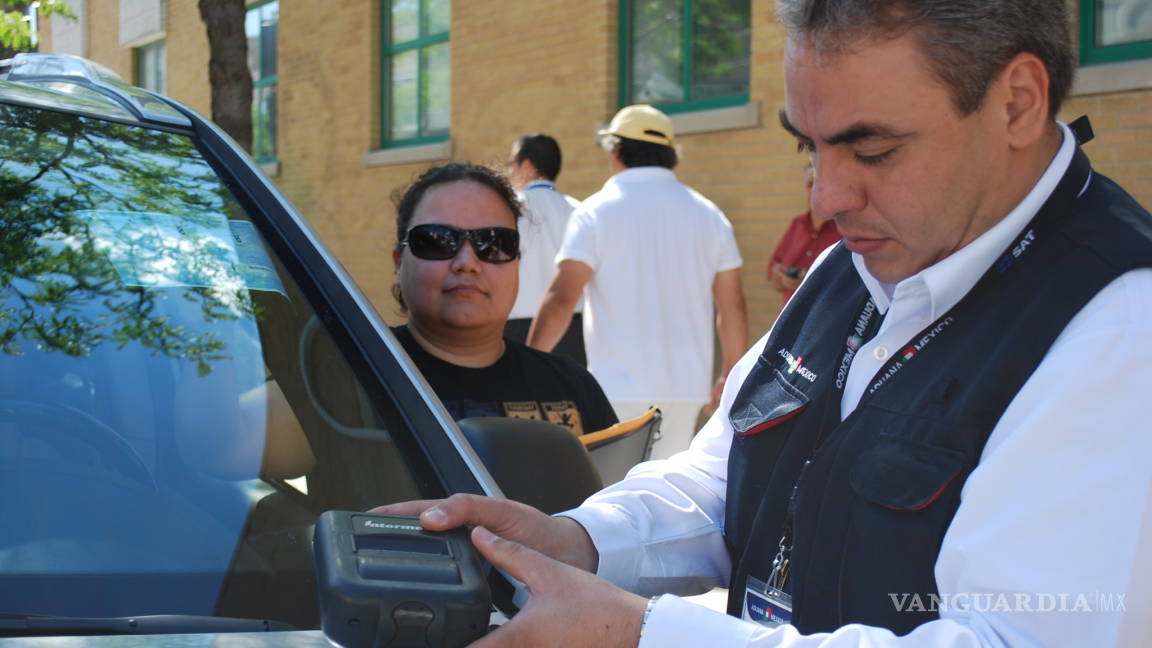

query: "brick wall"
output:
275 0 390 316
1062 93 1152 205
82 0 133 75
165 0 211 116
273 1 802 339
34 1 1152 343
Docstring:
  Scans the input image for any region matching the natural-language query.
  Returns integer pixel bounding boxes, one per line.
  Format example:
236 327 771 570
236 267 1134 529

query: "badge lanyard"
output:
758 149 1089 604
739 293 884 629
765 294 883 596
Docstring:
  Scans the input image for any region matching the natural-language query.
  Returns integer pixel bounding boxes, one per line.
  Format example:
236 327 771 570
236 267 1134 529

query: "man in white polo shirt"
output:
528 104 748 460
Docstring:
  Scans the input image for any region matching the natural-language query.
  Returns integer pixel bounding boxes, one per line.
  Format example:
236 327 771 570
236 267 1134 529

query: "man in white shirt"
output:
504 133 586 366
378 0 1152 646
528 105 749 460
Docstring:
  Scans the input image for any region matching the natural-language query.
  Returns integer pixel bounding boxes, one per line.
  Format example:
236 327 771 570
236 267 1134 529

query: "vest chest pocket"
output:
848 438 966 511
729 366 810 438
831 436 970 628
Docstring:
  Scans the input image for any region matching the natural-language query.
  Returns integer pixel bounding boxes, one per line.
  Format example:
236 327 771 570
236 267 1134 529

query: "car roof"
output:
0 52 190 127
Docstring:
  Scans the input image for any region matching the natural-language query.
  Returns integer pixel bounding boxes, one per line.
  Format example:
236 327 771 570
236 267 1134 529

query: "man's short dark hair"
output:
776 0 1074 118
513 134 563 181
613 137 679 170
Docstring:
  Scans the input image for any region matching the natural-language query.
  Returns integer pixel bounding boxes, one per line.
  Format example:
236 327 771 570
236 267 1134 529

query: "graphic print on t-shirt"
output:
503 401 543 420
543 400 584 434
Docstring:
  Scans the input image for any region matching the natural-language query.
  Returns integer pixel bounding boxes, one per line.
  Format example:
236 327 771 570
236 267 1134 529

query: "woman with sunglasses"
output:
390 163 617 436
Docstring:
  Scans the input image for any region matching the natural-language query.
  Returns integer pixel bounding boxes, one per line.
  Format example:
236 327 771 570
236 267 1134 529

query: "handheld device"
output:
313 511 491 648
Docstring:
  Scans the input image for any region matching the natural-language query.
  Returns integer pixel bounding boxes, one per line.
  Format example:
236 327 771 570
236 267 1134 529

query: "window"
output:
246 0 278 163
50 0 87 57
120 0 165 47
22 3 39 50
134 39 165 93
381 0 450 147
619 0 750 113
0 99 435 626
1081 0 1152 64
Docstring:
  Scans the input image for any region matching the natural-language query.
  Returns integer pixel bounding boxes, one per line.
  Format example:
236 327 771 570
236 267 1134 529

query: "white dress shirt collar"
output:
854 122 1078 319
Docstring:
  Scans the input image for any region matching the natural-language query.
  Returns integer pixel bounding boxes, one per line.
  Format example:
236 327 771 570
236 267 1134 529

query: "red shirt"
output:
768 211 842 300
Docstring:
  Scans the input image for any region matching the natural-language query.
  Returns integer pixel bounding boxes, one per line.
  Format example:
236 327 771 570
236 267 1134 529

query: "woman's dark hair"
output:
390 162 522 312
614 137 679 170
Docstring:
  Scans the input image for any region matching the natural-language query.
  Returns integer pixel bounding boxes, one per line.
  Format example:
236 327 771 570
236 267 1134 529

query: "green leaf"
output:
38 0 78 20
0 10 33 51
0 2 74 52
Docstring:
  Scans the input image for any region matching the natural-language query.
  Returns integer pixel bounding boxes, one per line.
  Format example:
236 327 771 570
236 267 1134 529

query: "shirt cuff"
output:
557 501 642 590
555 251 596 271
718 259 744 273
638 593 763 647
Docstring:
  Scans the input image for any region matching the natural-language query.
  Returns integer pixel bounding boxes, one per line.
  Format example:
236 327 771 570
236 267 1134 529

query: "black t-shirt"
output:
393 325 617 435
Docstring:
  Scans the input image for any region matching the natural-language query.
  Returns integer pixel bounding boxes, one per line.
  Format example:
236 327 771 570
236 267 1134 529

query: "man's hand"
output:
370 493 599 572
468 526 648 648
766 262 786 293
771 263 803 293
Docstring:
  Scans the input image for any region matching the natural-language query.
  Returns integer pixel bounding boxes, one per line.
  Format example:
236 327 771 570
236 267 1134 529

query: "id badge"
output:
742 575 793 628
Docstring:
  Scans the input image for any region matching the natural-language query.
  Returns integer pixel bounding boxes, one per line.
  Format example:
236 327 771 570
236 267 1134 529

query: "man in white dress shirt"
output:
504 133 586 365
378 1 1152 646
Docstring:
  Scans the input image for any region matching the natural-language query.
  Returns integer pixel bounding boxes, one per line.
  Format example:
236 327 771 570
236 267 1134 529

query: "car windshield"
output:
0 103 433 628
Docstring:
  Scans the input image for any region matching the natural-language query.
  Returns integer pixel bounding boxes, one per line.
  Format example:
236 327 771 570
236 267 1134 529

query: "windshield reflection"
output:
0 105 272 619
0 101 423 631
0 105 264 376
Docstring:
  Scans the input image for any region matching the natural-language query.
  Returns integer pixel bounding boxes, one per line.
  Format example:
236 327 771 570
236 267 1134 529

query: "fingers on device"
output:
313 511 491 648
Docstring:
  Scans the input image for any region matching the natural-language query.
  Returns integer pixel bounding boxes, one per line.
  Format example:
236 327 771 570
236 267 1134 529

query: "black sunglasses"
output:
402 224 520 264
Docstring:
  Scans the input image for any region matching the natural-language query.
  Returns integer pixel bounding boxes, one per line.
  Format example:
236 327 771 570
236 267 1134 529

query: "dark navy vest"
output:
724 147 1152 635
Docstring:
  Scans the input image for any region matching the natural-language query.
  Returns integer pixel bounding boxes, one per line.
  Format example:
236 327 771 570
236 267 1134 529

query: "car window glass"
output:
0 104 426 627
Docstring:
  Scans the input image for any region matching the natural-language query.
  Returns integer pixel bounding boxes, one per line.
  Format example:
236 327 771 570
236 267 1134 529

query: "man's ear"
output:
609 150 626 174
999 52 1051 150
392 248 402 271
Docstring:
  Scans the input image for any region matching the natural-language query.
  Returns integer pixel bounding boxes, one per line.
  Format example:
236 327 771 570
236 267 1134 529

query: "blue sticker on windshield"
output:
75 210 286 297
227 220 287 296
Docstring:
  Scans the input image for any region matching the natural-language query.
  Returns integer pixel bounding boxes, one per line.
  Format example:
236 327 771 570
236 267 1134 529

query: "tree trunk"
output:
197 0 251 152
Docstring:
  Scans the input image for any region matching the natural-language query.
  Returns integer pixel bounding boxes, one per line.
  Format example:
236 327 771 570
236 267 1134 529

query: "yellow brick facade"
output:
35 1 1152 344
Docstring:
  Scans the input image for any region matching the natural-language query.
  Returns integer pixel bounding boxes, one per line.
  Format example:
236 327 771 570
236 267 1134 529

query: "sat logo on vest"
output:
776 347 817 382
995 228 1037 272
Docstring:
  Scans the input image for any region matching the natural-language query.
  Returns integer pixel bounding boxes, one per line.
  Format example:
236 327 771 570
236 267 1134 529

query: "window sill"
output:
1073 59 1152 95
670 101 761 136
121 31 166 49
364 139 453 167
594 102 761 141
259 160 280 177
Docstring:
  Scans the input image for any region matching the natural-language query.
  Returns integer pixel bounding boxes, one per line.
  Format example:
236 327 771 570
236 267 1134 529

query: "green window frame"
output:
380 0 450 148
1080 0 1152 65
134 40 165 95
246 0 278 164
618 0 751 114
